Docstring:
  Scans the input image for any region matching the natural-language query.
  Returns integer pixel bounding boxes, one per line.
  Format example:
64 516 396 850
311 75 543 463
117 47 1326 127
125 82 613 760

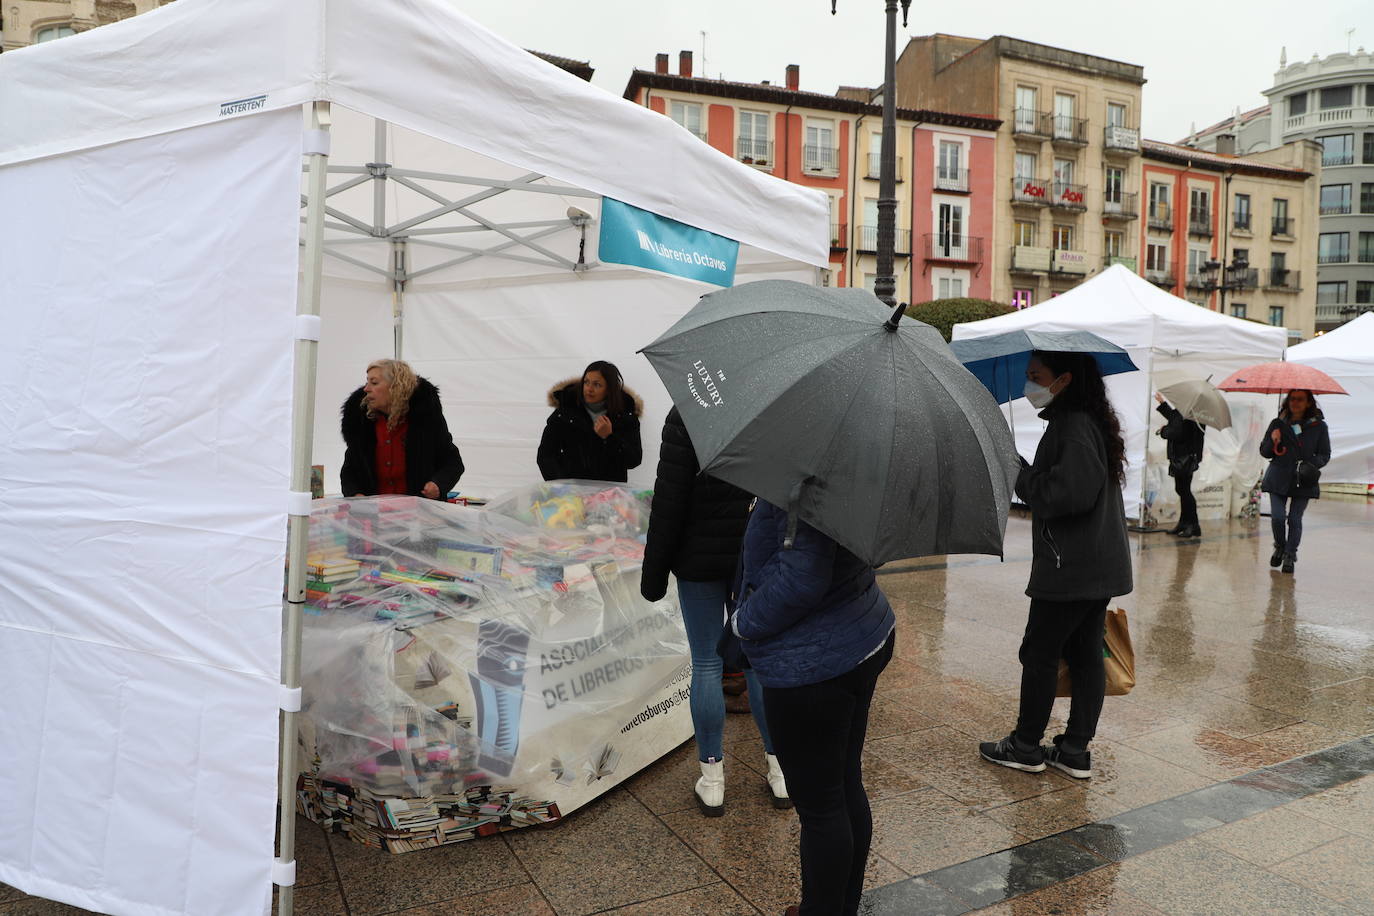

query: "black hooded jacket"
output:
640 407 752 601
536 379 642 483
1156 402 1205 474
340 378 464 497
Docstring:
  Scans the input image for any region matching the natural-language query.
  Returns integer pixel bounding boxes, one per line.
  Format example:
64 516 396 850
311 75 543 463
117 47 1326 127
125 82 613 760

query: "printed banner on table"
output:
598 197 739 287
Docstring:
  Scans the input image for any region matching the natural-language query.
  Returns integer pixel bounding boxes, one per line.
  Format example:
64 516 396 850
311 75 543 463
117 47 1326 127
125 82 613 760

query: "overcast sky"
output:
461 0 1371 143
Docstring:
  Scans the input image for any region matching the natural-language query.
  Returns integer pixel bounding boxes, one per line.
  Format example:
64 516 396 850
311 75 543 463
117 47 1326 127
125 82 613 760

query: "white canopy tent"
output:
0 1 829 914
1287 312 1374 488
952 265 1288 523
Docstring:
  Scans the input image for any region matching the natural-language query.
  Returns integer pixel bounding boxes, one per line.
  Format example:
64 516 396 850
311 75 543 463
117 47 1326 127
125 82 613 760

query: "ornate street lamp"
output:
1201 255 1250 312
832 0 912 325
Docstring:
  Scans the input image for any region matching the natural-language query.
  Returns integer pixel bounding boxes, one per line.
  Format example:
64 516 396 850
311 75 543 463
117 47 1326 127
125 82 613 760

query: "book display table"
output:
294 484 693 852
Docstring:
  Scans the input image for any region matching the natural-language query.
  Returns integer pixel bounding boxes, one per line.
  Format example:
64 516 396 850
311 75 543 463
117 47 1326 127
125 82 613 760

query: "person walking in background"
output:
980 351 1132 780
640 407 788 815
1259 388 1330 574
537 360 642 482
725 501 895 916
340 359 464 498
1155 391 1205 538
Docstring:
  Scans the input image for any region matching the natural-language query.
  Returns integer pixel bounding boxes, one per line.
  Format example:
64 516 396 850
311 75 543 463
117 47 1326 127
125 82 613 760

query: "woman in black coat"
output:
1259 388 1331 574
640 407 788 815
536 361 642 483
340 359 464 498
1154 391 1206 538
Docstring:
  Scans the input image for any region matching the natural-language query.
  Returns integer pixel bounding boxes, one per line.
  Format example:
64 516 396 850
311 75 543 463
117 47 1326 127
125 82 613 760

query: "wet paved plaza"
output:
5 497 1373 915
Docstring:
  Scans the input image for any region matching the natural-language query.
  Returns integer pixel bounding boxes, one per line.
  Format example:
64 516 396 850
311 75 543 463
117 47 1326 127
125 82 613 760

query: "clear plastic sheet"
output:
294 483 693 851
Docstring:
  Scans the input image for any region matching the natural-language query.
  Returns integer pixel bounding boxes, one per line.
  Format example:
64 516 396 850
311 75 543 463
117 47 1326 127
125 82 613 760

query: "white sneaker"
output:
695 758 724 816
765 753 792 809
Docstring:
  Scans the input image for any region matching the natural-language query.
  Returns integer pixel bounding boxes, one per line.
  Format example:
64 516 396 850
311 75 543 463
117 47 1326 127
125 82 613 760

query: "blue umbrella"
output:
949 330 1138 405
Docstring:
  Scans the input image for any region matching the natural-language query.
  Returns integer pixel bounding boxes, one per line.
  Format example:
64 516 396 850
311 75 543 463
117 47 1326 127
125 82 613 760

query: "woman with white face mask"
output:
979 350 1133 780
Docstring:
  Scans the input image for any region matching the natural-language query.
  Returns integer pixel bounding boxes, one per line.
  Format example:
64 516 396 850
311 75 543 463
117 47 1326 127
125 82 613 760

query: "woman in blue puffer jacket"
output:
729 500 895 916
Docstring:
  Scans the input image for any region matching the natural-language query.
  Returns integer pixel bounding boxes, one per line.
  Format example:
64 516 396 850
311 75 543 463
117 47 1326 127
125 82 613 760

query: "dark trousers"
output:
1013 598 1107 752
1270 493 1310 558
1174 471 1198 528
763 631 894 916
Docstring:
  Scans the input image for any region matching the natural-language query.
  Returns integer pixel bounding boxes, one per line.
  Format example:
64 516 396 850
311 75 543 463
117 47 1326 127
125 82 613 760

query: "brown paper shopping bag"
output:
1056 607 1135 697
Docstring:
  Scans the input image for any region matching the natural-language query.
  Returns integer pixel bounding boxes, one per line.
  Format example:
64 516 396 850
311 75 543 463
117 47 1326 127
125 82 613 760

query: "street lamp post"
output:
832 0 912 311
1200 256 1250 313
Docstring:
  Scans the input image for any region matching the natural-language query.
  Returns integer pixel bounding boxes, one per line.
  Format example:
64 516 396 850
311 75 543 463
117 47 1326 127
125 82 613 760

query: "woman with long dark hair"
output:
1259 388 1330 574
979 350 1132 780
536 360 643 482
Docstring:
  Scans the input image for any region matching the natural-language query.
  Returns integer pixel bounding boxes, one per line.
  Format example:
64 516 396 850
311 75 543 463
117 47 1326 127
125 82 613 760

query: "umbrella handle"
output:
1273 443 1286 457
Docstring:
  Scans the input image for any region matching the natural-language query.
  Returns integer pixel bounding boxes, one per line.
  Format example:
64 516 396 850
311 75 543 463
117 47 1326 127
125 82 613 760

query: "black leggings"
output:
763 632 895 916
1013 598 1107 751
1174 471 1198 528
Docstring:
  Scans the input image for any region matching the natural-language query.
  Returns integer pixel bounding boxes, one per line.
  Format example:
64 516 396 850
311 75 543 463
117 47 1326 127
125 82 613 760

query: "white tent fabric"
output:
0 109 302 916
0 1 829 914
953 265 1288 522
1287 312 1374 487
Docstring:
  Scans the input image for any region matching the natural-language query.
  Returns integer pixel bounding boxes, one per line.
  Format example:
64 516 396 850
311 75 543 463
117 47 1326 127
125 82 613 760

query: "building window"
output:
1365 133 1374 165
1146 243 1167 271
1148 182 1170 222
1014 220 1037 247
1189 188 1211 226
936 202 965 254
1107 102 1127 128
1232 247 1250 266
1317 281 1348 304
1360 231 1374 263
1053 158 1075 186
670 101 704 140
1269 306 1285 327
1105 230 1123 258
1319 85 1353 109
1187 248 1210 280
1104 167 1124 205
938 140 963 183
938 276 965 298
1361 183 1374 214
1234 193 1251 230
1287 93 1307 117
1320 134 1355 167
1052 225 1073 251
1014 86 1039 131
1319 232 1350 263
738 110 770 163
804 120 837 171
35 25 76 42
1053 93 1076 137
1231 303 1248 319
1320 184 1352 215
1014 152 1037 179
1273 197 1290 234
1012 289 1034 309
1358 281 1374 305
863 197 878 240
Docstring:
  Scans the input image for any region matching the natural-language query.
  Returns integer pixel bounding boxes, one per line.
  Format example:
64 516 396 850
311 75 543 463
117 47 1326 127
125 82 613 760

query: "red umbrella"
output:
1216 361 1348 395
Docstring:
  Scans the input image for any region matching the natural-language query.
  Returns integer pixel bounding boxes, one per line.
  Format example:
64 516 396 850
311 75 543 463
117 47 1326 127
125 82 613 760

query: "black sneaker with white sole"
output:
978 735 1046 773
1045 736 1092 778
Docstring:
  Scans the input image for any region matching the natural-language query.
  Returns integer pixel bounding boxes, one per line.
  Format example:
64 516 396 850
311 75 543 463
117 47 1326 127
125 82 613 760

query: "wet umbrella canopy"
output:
948 329 1137 405
638 280 1020 565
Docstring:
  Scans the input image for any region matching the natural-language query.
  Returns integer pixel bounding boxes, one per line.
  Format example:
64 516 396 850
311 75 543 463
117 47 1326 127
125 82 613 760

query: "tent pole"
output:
392 239 406 359
277 99 331 916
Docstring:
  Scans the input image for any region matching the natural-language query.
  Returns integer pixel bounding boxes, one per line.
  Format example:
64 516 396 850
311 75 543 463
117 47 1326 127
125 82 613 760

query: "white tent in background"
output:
1287 312 1374 488
952 265 1287 524
0 1 828 914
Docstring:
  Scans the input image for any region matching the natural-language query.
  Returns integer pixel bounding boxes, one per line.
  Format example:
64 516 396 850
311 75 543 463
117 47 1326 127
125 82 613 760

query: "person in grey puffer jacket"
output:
980 350 1133 782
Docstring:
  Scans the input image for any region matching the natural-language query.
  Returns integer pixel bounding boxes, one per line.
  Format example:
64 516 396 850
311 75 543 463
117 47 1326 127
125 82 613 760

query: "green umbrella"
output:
638 280 1019 565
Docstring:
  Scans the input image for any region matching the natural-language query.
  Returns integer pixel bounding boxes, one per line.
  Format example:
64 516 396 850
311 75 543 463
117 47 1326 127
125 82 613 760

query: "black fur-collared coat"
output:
340 378 464 497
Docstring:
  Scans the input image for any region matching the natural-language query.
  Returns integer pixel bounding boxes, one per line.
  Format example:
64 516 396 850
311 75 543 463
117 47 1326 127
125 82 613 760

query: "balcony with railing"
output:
736 138 774 167
934 167 970 193
1012 108 1049 139
1188 209 1213 236
1185 270 1210 289
1011 177 1051 206
830 223 848 251
1318 248 1350 265
1263 268 1301 291
856 226 911 255
1103 125 1140 154
923 234 983 264
1145 266 1176 287
1103 192 1138 220
1146 201 1172 231
1050 114 1088 147
1283 106 1374 134
1051 181 1087 211
1272 217 1295 238
803 145 841 174
1233 213 1253 233
1227 267 1260 290
1320 201 1352 215
865 153 904 181
1322 151 1356 167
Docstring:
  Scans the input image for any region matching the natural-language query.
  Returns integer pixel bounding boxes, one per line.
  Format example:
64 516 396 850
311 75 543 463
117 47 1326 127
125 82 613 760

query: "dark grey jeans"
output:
1269 493 1310 558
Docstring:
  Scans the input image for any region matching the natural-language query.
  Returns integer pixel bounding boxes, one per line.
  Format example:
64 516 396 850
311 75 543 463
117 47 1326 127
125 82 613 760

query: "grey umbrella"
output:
638 280 1020 565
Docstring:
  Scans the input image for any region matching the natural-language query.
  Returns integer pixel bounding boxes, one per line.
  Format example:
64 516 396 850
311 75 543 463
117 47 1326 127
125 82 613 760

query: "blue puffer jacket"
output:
734 500 895 688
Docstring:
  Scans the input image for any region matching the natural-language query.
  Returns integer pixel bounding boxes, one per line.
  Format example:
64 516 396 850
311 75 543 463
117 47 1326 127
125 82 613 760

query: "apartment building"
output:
1140 140 1320 339
623 52 1000 302
894 35 1145 308
0 0 169 51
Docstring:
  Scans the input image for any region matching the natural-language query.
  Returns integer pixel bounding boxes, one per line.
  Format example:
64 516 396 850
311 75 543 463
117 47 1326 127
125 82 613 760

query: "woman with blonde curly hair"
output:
340 359 464 498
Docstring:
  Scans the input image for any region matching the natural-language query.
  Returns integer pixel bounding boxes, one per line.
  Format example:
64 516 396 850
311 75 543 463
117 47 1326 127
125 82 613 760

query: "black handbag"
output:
1168 453 1200 477
1295 460 1321 489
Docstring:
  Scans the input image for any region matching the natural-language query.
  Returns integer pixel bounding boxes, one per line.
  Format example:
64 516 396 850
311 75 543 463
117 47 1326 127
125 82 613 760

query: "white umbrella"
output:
1158 377 1232 430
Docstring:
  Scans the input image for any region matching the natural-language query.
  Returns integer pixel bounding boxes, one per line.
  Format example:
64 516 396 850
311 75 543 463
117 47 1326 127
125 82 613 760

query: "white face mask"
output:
1024 377 1061 408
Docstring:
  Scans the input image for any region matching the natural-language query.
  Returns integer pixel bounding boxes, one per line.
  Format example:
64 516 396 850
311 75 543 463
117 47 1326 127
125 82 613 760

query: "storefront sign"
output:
1012 245 1052 272
1053 250 1088 274
598 197 739 287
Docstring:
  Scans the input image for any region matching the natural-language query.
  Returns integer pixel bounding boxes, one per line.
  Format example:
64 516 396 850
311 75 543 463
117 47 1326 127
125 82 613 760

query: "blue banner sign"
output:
598 197 739 287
